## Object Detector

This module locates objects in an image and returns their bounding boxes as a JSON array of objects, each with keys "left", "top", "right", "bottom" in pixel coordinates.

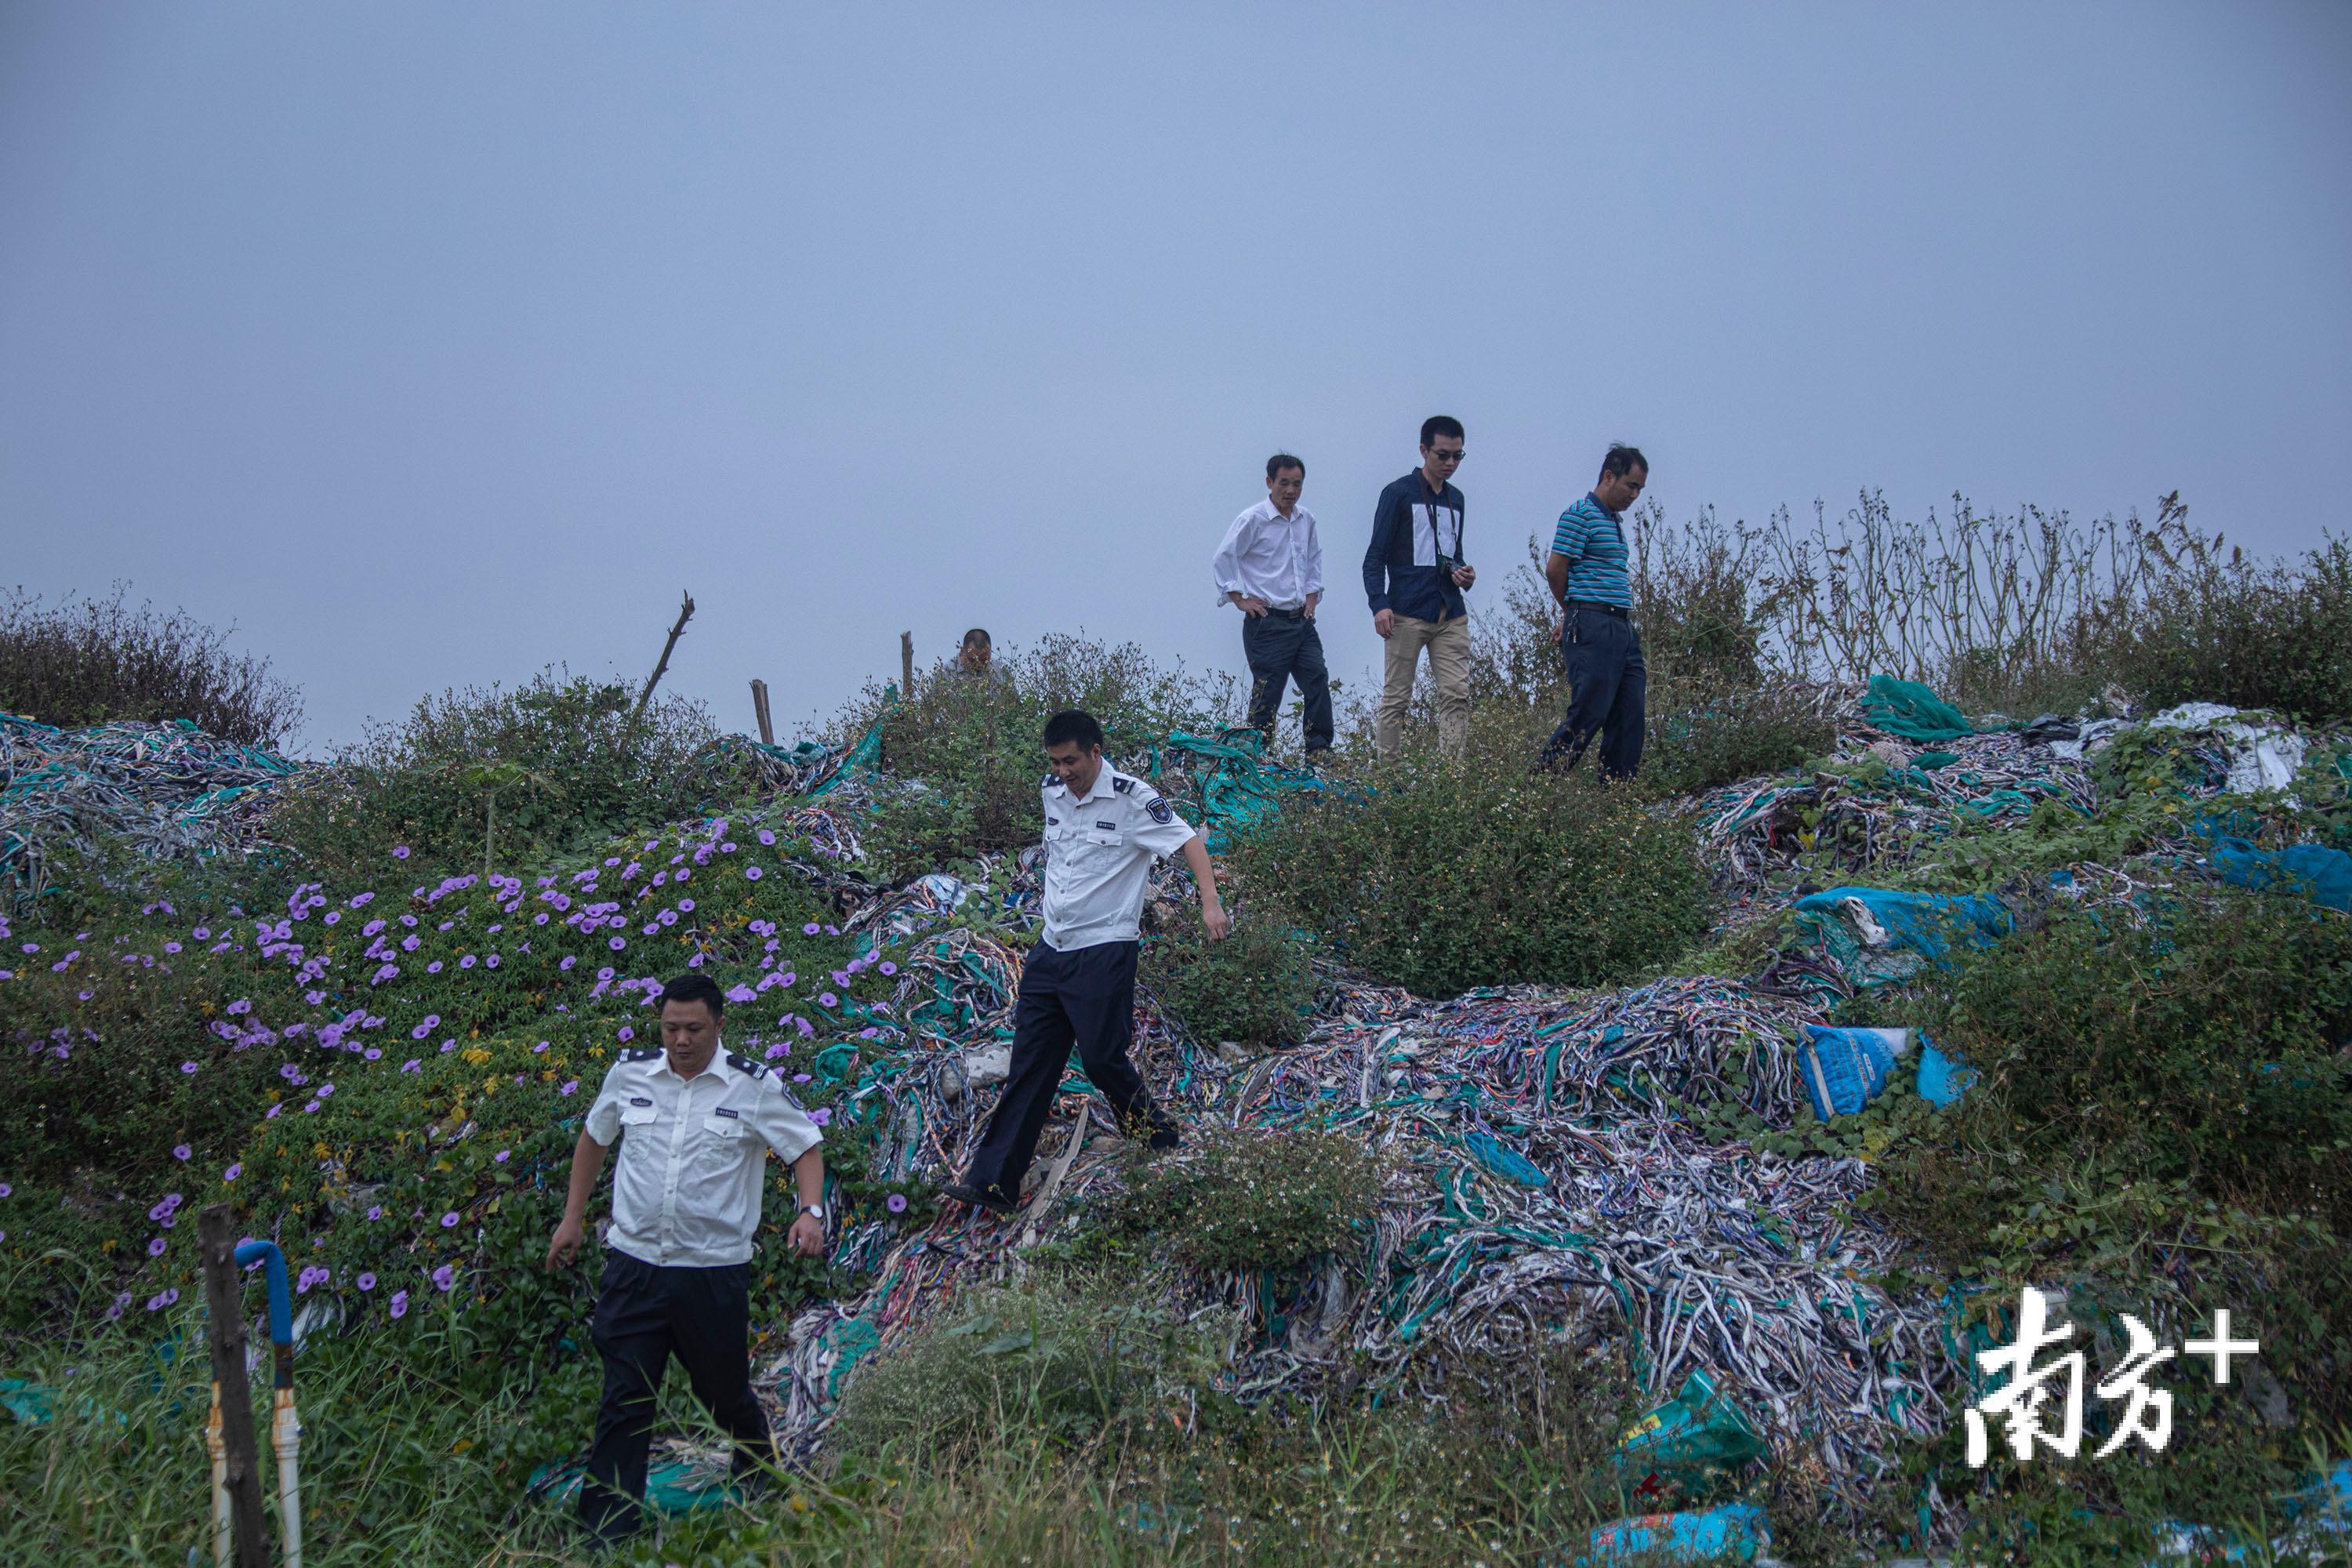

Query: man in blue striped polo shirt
[{"left": 1536, "top": 445, "right": 1649, "bottom": 777}]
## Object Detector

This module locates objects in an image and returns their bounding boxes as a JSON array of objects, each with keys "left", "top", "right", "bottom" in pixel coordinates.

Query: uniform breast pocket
[
  {"left": 698, "top": 1115, "right": 748, "bottom": 1169},
  {"left": 619, "top": 1106, "right": 658, "bottom": 1130}
]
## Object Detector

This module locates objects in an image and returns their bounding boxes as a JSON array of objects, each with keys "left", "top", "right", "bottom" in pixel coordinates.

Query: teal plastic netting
[{"left": 1859, "top": 676, "right": 1974, "bottom": 743}]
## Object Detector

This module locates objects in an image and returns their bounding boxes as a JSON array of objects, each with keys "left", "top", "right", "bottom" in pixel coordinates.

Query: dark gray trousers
[
  {"left": 1241, "top": 611, "right": 1334, "bottom": 753},
  {"left": 1537, "top": 606, "right": 1647, "bottom": 779}
]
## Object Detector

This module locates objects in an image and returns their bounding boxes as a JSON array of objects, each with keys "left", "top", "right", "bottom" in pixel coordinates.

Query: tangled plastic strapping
[
  {"left": 2, "top": 711, "right": 300, "bottom": 908},
  {"left": 757, "top": 842, "right": 1962, "bottom": 1514}
]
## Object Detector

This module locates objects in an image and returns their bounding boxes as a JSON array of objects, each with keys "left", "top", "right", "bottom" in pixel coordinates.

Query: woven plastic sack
[
  {"left": 1798, "top": 1025, "right": 1912, "bottom": 1119},
  {"left": 1579, "top": 1503, "right": 1768, "bottom": 1564}
]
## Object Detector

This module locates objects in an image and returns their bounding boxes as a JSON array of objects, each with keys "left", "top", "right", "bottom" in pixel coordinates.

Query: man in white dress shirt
[
  {"left": 942, "top": 709, "right": 1229, "bottom": 1215},
  {"left": 545, "top": 972, "right": 827, "bottom": 1544},
  {"left": 1210, "top": 453, "right": 1332, "bottom": 756}
]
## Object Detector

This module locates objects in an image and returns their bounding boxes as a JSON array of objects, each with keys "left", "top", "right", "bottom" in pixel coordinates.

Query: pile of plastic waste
[{"left": 1, "top": 711, "right": 301, "bottom": 909}]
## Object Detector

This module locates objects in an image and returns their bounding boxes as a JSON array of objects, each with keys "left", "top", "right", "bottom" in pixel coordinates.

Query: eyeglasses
[{"left": 1425, "top": 448, "right": 1465, "bottom": 463}]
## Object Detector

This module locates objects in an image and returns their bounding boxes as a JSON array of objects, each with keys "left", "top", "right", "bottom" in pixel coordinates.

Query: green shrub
[
  {"left": 2079, "top": 529, "right": 2352, "bottom": 723},
  {"left": 1891, "top": 893, "right": 2352, "bottom": 1204},
  {"left": 267, "top": 670, "right": 735, "bottom": 882},
  {"left": 1139, "top": 907, "right": 1315, "bottom": 1051},
  {"left": 829, "top": 1273, "right": 1231, "bottom": 1460},
  {"left": 1640, "top": 672, "right": 1836, "bottom": 797},
  {"left": 0, "top": 811, "right": 929, "bottom": 1338},
  {"left": 839, "top": 634, "right": 1234, "bottom": 879},
  {"left": 1230, "top": 752, "right": 1705, "bottom": 995},
  {"left": 0, "top": 585, "right": 303, "bottom": 746},
  {"left": 1860, "top": 891, "right": 2352, "bottom": 1461},
  {"left": 1105, "top": 1127, "right": 1385, "bottom": 1274}
]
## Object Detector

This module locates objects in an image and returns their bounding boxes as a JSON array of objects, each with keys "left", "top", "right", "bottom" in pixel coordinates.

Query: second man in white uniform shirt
[{"left": 943, "top": 708, "right": 1229, "bottom": 1214}]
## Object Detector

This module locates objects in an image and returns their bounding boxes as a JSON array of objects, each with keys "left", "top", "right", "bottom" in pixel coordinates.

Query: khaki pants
[{"left": 1376, "top": 613, "right": 1471, "bottom": 763}]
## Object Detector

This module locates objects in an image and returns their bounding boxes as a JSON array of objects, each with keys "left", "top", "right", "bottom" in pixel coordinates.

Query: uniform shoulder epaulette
[
  {"left": 724, "top": 1051, "right": 770, "bottom": 1079},
  {"left": 1112, "top": 774, "right": 1136, "bottom": 794},
  {"left": 1042, "top": 771, "right": 1063, "bottom": 790},
  {"left": 619, "top": 1046, "right": 662, "bottom": 1062}
]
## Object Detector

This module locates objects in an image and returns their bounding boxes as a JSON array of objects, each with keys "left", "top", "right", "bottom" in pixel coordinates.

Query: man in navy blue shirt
[{"left": 1363, "top": 416, "right": 1475, "bottom": 763}]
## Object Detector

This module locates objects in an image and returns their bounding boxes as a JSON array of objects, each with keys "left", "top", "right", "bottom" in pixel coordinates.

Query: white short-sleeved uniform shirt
[
  {"left": 583, "top": 1044, "right": 823, "bottom": 1267},
  {"left": 1040, "top": 764, "right": 1197, "bottom": 950}
]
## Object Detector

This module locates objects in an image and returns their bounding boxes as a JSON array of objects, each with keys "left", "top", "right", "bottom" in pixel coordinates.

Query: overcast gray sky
[{"left": 4, "top": 3, "right": 2347, "bottom": 753}]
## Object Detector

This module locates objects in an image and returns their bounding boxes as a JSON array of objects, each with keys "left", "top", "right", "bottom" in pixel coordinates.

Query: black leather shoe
[{"left": 939, "top": 1181, "right": 1015, "bottom": 1215}]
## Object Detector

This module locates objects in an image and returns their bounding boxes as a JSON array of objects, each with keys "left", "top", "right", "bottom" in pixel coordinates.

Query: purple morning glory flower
[
  {"left": 431, "top": 1264, "right": 456, "bottom": 1292},
  {"left": 172, "top": 1144, "right": 191, "bottom": 1161},
  {"left": 818, "top": 993, "right": 838, "bottom": 1008},
  {"left": 393, "top": 846, "right": 411, "bottom": 859},
  {"left": 357, "top": 1272, "right": 376, "bottom": 1291},
  {"left": 804, "top": 923, "right": 821, "bottom": 935},
  {"left": 758, "top": 829, "right": 776, "bottom": 846},
  {"left": 879, "top": 961, "right": 897, "bottom": 976},
  {"left": 389, "top": 1290, "right": 408, "bottom": 1319},
  {"left": 886, "top": 1192, "right": 909, "bottom": 1214},
  {"left": 742, "top": 866, "right": 760, "bottom": 881},
  {"left": 440, "top": 1211, "right": 459, "bottom": 1228},
  {"left": 180, "top": 1061, "right": 198, "bottom": 1075},
  {"left": 616, "top": 1025, "right": 634, "bottom": 1043},
  {"left": 609, "top": 937, "right": 626, "bottom": 951},
  {"left": 147, "top": 1236, "right": 168, "bottom": 1257},
  {"left": 223, "top": 1163, "right": 241, "bottom": 1181},
  {"left": 560, "top": 955, "right": 577, "bottom": 971},
  {"left": 560, "top": 1080, "right": 579, "bottom": 1095}
]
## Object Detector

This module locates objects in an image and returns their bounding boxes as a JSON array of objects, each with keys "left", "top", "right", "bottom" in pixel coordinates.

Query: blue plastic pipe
[{"left": 232, "top": 1240, "right": 293, "bottom": 1388}]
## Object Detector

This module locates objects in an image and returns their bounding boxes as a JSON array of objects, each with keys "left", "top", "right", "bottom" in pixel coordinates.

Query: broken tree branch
[{"left": 633, "top": 590, "right": 695, "bottom": 721}]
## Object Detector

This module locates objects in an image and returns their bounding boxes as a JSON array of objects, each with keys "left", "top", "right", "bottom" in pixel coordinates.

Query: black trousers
[
  {"left": 1538, "top": 606, "right": 1647, "bottom": 778},
  {"left": 578, "top": 1252, "right": 770, "bottom": 1543},
  {"left": 1242, "top": 611, "right": 1334, "bottom": 753},
  {"left": 964, "top": 940, "right": 1174, "bottom": 1201}
]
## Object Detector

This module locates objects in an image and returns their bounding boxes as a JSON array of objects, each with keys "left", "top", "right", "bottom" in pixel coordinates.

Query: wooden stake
[
  {"left": 750, "top": 679, "right": 775, "bottom": 746},
  {"left": 633, "top": 591, "right": 696, "bottom": 720},
  {"left": 199, "top": 1204, "right": 271, "bottom": 1568},
  {"left": 899, "top": 630, "right": 914, "bottom": 697}
]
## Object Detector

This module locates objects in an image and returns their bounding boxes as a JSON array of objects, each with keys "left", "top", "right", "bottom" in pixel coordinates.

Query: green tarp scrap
[
  {"left": 529, "top": 1447, "right": 745, "bottom": 1515},
  {"left": 1859, "top": 676, "right": 1974, "bottom": 743},
  {"left": 1149, "top": 729, "right": 1341, "bottom": 851},
  {"left": 807, "top": 686, "right": 897, "bottom": 798},
  {"left": 1612, "top": 1368, "right": 1768, "bottom": 1499}
]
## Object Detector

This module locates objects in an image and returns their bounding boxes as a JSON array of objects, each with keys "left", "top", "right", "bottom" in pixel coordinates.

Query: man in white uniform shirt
[
  {"left": 943, "top": 710, "right": 1230, "bottom": 1214},
  {"left": 545, "top": 972, "right": 827, "bottom": 1544},
  {"left": 1210, "top": 453, "right": 1332, "bottom": 755}
]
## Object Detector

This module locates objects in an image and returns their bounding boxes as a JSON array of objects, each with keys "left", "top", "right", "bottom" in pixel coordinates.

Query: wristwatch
[{"left": 800, "top": 1203, "right": 826, "bottom": 1223}]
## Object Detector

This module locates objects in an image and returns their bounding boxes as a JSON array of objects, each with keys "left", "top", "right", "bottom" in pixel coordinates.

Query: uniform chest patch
[
  {"left": 1095, "top": 819, "right": 1117, "bottom": 831},
  {"left": 713, "top": 1105, "right": 740, "bottom": 1120},
  {"left": 1145, "top": 797, "right": 1174, "bottom": 824},
  {"left": 629, "top": 1097, "right": 653, "bottom": 1107}
]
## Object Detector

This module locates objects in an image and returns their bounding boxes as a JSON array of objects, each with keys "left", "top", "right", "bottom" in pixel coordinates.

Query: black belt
[
  {"left": 1566, "top": 599, "right": 1629, "bottom": 619},
  {"left": 1262, "top": 605, "right": 1306, "bottom": 619}
]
